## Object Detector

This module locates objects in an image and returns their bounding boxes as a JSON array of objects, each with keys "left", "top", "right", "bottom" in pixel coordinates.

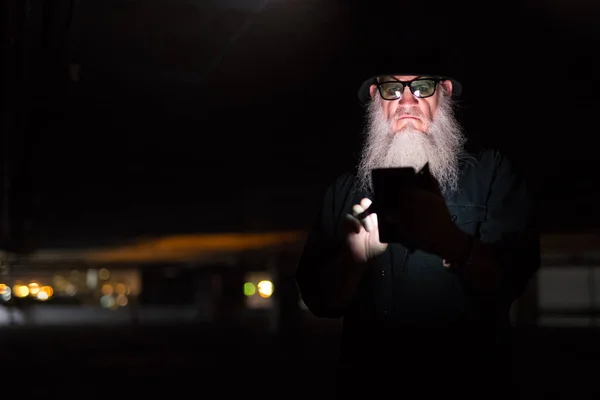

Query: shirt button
[
  {"left": 451, "top": 214, "right": 458, "bottom": 222},
  {"left": 380, "top": 269, "right": 386, "bottom": 276}
]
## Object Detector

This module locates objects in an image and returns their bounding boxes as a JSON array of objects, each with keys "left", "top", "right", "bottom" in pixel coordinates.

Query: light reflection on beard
[{"left": 356, "top": 90, "right": 466, "bottom": 196}]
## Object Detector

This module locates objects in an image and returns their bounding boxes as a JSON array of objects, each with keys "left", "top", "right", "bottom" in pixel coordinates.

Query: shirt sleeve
[
  {"left": 479, "top": 152, "right": 541, "bottom": 304},
  {"left": 294, "top": 173, "right": 356, "bottom": 318}
]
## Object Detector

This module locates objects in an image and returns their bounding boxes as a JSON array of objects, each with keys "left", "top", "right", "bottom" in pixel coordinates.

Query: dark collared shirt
[{"left": 295, "top": 148, "right": 540, "bottom": 366}]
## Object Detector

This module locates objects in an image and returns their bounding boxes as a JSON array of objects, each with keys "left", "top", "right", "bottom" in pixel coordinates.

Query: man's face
[
  {"left": 356, "top": 75, "right": 466, "bottom": 195},
  {"left": 368, "top": 75, "right": 454, "bottom": 134}
]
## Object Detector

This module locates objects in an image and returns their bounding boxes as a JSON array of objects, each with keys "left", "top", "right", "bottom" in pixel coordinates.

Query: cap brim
[{"left": 357, "top": 75, "right": 463, "bottom": 105}]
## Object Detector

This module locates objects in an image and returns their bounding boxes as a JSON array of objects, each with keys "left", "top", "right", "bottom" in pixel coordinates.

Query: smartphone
[{"left": 369, "top": 163, "right": 437, "bottom": 243}]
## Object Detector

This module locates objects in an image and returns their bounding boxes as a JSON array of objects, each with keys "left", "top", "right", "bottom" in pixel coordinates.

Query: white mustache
[{"left": 393, "top": 108, "right": 428, "bottom": 120}]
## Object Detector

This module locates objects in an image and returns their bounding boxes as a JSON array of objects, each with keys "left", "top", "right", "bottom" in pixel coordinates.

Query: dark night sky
[{"left": 6, "top": 0, "right": 600, "bottom": 250}]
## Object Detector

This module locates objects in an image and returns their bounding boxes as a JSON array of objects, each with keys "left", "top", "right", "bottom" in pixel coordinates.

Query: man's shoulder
[
  {"left": 326, "top": 171, "right": 359, "bottom": 193},
  {"left": 462, "top": 146, "right": 502, "bottom": 164},
  {"left": 319, "top": 171, "right": 366, "bottom": 211},
  {"left": 460, "top": 146, "right": 536, "bottom": 194},
  {"left": 460, "top": 147, "right": 521, "bottom": 176}
]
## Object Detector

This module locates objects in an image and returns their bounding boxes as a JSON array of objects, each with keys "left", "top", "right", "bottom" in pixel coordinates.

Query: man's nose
[{"left": 397, "top": 86, "right": 419, "bottom": 105}]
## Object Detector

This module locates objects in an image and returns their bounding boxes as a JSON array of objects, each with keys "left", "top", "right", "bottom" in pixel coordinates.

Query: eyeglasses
[{"left": 376, "top": 78, "right": 442, "bottom": 100}]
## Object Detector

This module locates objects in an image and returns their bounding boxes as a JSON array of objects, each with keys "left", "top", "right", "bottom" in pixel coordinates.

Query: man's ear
[
  {"left": 441, "top": 80, "right": 453, "bottom": 96},
  {"left": 369, "top": 84, "right": 379, "bottom": 99}
]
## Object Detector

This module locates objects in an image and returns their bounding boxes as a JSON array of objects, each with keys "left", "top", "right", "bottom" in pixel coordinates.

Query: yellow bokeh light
[
  {"left": 28, "top": 282, "right": 40, "bottom": 295},
  {"left": 101, "top": 284, "right": 113, "bottom": 295},
  {"left": 40, "top": 286, "right": 54, "bottom": 298},
  {"left": 116, "top": 294, "right": 128, "bottom": 306},
  {"left": 98, "top": 268, "right": 110, "bottom": 280},
  {"left": 115, "top": 283, "right": 127, "bottom": 295},
  {"left": 13, "top": 284, "right": 29, "bottom": 298},
  {"left": 257, "top": 280, "right": 274, "bottom": 298}
]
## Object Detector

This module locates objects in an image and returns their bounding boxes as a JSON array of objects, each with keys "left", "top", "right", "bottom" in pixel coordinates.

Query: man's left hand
[{"left": 381, "top": 170, "right": 469, "bottom": 260}]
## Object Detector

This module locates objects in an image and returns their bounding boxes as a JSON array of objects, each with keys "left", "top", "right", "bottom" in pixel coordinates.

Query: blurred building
[
  {"left": 1, "top": 230, "right": 599, "bottom": 331},
  {"left": 0, "top": 230, "right": 304, "bottom": 331}
]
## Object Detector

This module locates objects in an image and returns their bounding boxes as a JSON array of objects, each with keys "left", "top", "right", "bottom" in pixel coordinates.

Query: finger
[
  {"left": 352, "top": 204, "right": 365, "bottom": 218},
  {"left": 363, "top": 213, "right": 374, "bottom": 233},
  {"left": 370, "top": 214, "right": 383, "bottom": 243},
  {"left": 372, "top": 213, "right": 380, "bottom": 228},
  {"left": 356, "top": 198, "right": 374, "bottom": 220},
  {"left": 344, "top": 213, "right": 363, "bottom": 234},
  {"left": 360, "top": 198, "right": 372, "bottom": 210},
  {"left": 364, "top": 211, "right": 381, "bottom": 233}
]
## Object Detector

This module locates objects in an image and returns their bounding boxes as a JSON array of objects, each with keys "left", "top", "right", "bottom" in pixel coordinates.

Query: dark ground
[{"left": 2, "top": 321, "right": 600, "bottom": 399}]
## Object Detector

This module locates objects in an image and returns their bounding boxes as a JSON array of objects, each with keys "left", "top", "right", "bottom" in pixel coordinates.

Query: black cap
[{"left": 353, "top": 31, "right": 465, "bottom": 105}]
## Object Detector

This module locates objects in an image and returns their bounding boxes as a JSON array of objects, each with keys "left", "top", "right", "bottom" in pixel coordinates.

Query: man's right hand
[{"left": 343, "top": 198, "right": 388, "bottom": 264}]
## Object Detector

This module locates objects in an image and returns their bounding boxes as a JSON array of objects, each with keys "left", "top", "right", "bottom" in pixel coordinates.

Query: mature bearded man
[
  {"left": 356, "top": 75, "right": 465, "bottom": 196},
  {"left": 294, "top": 70, "right": 540, "bottom": 397}
]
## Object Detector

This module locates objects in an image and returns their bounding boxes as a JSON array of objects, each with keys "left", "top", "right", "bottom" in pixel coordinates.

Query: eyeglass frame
[{"left": 375, "top": 77, "right": 446, "bottom": 100}]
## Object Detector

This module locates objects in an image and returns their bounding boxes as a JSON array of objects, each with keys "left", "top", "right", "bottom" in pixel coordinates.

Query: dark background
[
  {"left": 4, "top": 0, "right": 599, "bottom": 249},
  {"left": 2, "top": 0, "right": 600, "bottom": 396}
]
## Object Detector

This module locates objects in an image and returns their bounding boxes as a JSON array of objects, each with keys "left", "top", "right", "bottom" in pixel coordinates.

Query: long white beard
[{"left": 356, "top": 91, "right": 466, "bottom": 195}]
